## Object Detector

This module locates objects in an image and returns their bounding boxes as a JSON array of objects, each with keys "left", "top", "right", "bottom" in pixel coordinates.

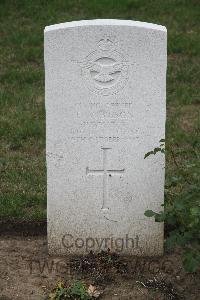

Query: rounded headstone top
[{"left": 44, "top": 19, "right": 167, "bottom": 33}]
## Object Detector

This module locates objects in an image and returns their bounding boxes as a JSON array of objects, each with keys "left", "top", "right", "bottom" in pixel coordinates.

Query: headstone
[{"left": 45, "top": 19, "right": 167, "bottom": 255}]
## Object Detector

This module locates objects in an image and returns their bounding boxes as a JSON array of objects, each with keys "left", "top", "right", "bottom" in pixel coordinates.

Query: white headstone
[{"left": 45, "top": 19, "right": 167, "bottom": 255}]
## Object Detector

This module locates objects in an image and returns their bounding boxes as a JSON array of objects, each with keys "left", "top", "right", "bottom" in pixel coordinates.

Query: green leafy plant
[
  {"left": 47, "top": 281, "right": 92, "bottom": 300},
  {"left": 144, "top": 139, "right": 165, "bottom": 159},
  {"left": 144, "top": 139, "right": 200, "bottom": 272}
]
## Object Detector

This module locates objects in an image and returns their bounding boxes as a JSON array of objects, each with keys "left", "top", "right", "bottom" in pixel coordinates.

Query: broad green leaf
[
  {"left": 183, "top": 252, "right": 200, "bottom": 272},
  {"left": 144, "top": 210, "right": 155, "bottom": 217}
]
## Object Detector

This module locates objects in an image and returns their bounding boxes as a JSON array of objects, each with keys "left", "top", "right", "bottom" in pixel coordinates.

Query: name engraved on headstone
[{"left": 68, "top": 100, "right": 134, "bottom": 142}]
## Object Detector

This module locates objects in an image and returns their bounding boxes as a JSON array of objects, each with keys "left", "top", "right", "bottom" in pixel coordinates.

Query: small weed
[{"left": 46, "top": 281, "right": 101, "bottom": 300}]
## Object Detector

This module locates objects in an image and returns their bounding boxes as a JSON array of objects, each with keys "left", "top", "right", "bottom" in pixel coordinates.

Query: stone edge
[{"left": 44, "top": 19, "right": 167, "bottom": 33}]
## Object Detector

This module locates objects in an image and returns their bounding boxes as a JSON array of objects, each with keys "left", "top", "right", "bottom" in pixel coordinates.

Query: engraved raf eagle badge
[{"left": 80, "top": 37, "right": 129, "bottom": 96}]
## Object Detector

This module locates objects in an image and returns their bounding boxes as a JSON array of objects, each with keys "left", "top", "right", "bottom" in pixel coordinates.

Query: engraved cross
[{"left": 86, "top": 148, "right": 125, "bottom": 211}]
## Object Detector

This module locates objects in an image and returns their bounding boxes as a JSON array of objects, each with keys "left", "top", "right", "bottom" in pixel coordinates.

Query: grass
[{"left": 0, "top": 0, "right": 199, "bottom": 221}]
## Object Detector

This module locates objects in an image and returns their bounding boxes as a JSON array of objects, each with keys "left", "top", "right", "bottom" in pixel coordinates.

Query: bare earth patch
[{"left": 0, "top": 236, "right": 199, "bottom": 300}]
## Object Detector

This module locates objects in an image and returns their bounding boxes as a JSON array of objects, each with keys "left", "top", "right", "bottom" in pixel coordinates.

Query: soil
[
  {"left": 0, "top": 220, "right": 47, "bottom": 236},
  {"left": 0, "top": 235, "right": 199, "bottom": 300}
]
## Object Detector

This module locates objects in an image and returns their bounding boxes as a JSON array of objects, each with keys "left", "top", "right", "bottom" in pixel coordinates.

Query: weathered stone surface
[{"left": 45, "top": 19, "right": 167, "bottom": 255}]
